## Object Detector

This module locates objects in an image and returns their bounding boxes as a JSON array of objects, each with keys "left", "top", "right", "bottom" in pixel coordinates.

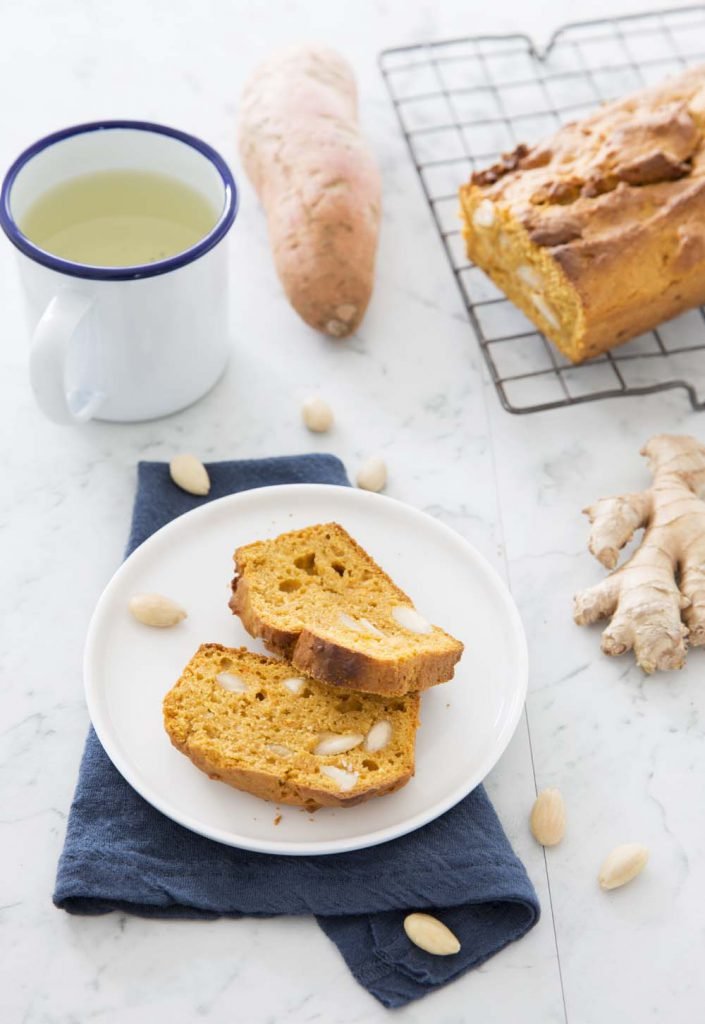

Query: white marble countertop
[{"left": 3, "top": 0, "right": 705, "bottom": 1020}]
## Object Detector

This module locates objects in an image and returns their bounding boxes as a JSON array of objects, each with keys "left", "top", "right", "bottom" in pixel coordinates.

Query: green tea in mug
[{"left": 19, "top": 169, "right": 219, "bottom": 267}]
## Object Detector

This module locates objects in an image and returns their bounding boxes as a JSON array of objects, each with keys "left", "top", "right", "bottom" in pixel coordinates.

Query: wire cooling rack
[{"left": 380, "top": 6, "right": 705, "bottom": 414}]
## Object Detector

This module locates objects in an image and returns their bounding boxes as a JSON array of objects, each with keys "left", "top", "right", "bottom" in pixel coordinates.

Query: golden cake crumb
[{"left": 163, "top": 643, "right": 420, "bottom": 809}]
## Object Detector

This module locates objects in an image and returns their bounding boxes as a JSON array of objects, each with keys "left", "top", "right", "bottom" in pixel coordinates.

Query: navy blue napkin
[{"left": 54, "top": 454, "right": 539, "bottom": 1008}]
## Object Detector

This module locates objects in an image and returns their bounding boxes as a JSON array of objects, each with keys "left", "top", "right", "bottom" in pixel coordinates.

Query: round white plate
[{"left": 84, "top": 484, "right": 527, "bottom": 856}]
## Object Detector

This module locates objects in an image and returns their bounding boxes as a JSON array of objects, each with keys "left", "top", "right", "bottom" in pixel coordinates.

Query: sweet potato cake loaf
[
  {"left": 460, "top": 65, "right": 705, "bottom": 362},
  {"left": 163, "top": 644, "right": 420, "bottom": 809},
  {"left": 229, "top": 522, "right": 464, "bottom": 696}
]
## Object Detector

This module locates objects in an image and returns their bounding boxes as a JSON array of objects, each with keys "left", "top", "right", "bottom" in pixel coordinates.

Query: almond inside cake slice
[
  {"left": 228, "top": 522, "right": 464, "bottom": 696},
  {"left": 163, "top": 643, "right": 420, "bottom": 810}
]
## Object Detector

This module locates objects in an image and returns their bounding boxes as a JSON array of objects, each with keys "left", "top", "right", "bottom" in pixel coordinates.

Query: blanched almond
[
  {"left": 530, "top": 788, "right": 565, "bottom": 847},
  {"left": 472, "top": 199, "right": 495, "bottom": 228},
  {"left": 392, "top": 605, "right": 432, "bottom": 635},
  {"left": 314, "top": 733, "right": 364, "bottom": 756},
  {"left": 169, "top": 453, "right": 210, "bottom": 496},
  {"left": 517, "top": 264, "right": 543, "bottom": 288},
  {"left": 339, "top": 612, "right": 383, "bottom": 637},
  {"left": 216, "top": 672, "right": 248, "bottom": 693},
  {"left": 598, "top": 843, "right": 649, "bottom": 890},
  {"left": 302, "top": 396, "right": 334, "bottom": 433},
  {"left": 128, "top": 593, "right": 186, "bottom": 628},
  {"left": 359, "top": 617, "right": 384, "bottom": 637},
  {"left": 364, "top": 720, "right": 392, "bottom": 752},
  {"left": 530, "top": 292, "right": 560, "bottom": 330},
  {"left": 356, "top": 456, "right": 387, "bottom": 493},
  {"left": 320, "top": 765, "right": 359, "bottom": 791},
  {"left": 282, "top": 677, "right": 304, "bottom": 694},
  {"left": 404, "top": 913, "right": 461, "bottom": 956},
  {"left": 267, "top": 743, "right": 293, "bottom": 757}
]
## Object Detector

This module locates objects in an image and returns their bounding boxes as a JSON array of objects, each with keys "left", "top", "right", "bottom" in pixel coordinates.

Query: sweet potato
[{"left": 238, "top": 45, "right": 382, "bottom": 337}]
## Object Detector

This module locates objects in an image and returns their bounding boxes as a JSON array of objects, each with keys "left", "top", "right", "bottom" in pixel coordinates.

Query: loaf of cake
[
  {"left": 163, "top": 644, "right": 420, "bottom": 809},
  {"left": 229, "top": 522, "right": 464, "bottom": 696},
  {"left": 460, "top": 65, "right": 705, "bottom": 362}
]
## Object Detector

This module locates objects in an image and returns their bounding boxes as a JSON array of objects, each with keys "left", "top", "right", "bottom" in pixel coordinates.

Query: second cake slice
[
  {"left": 229, "top": 522, "right": 464, "bottom": 696},
  {"left": 163, "top": 644, "right": 419, "bottom": 810}
]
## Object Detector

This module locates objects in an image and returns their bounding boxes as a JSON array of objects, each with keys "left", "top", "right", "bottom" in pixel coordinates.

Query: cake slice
[
  {"left": 228, "top": 522, "right": 464, "bottom": 696},
  {"left": 163, "top": 644, "right": 420, "bottom": 810}
]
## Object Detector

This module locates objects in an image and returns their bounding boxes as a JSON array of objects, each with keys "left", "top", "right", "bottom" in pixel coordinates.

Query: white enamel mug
[{"left": 0, "top": 121, "right": 238, "bottom": 423}]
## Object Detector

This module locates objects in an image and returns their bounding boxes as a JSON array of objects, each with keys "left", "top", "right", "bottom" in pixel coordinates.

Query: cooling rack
[{"left": 380, "top": 5, "right": 705, "bottom": 414}]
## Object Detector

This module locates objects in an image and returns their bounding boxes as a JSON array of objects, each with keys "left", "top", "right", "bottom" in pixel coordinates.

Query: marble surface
[{"left": 2, "top": 0, "right": 705, "bottom": 1021}]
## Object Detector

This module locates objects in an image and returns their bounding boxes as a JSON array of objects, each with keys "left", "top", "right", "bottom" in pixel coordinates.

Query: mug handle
[{"left": 29, "top": 290, "right": 104, "bottom": 424}]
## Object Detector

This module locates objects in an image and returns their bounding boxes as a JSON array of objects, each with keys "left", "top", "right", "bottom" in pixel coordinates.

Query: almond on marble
[
  {"left": 598, "top": 843, "right": 649, "bottom": 890},
  {"left": 356, "top": 456, "right": 387, "bottom": 492},
  {"left": 530, "top": 788, "right": 566, "bottom": 847},
  {"left": 302, "top": 396, "right": 334, "bottom": 433}
]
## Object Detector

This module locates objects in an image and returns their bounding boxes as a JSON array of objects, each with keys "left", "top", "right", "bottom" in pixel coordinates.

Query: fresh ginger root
[{"left": 574, "top": 434, "right": 705, "bottom": 672}]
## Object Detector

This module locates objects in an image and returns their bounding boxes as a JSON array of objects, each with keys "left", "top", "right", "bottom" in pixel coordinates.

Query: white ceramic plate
[{"left": 84, "top": 484, "right": 527, "bottom": 856}]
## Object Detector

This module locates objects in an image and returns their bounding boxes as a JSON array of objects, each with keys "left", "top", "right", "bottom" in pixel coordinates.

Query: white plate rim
[{"left": 84, "top": 483, "right": 528, "bottom": 856}]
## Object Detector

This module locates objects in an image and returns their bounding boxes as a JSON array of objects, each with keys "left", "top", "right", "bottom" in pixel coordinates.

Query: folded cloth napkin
[{"left": 54, "top": 454, "right": 539, "bottom": 1008}]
